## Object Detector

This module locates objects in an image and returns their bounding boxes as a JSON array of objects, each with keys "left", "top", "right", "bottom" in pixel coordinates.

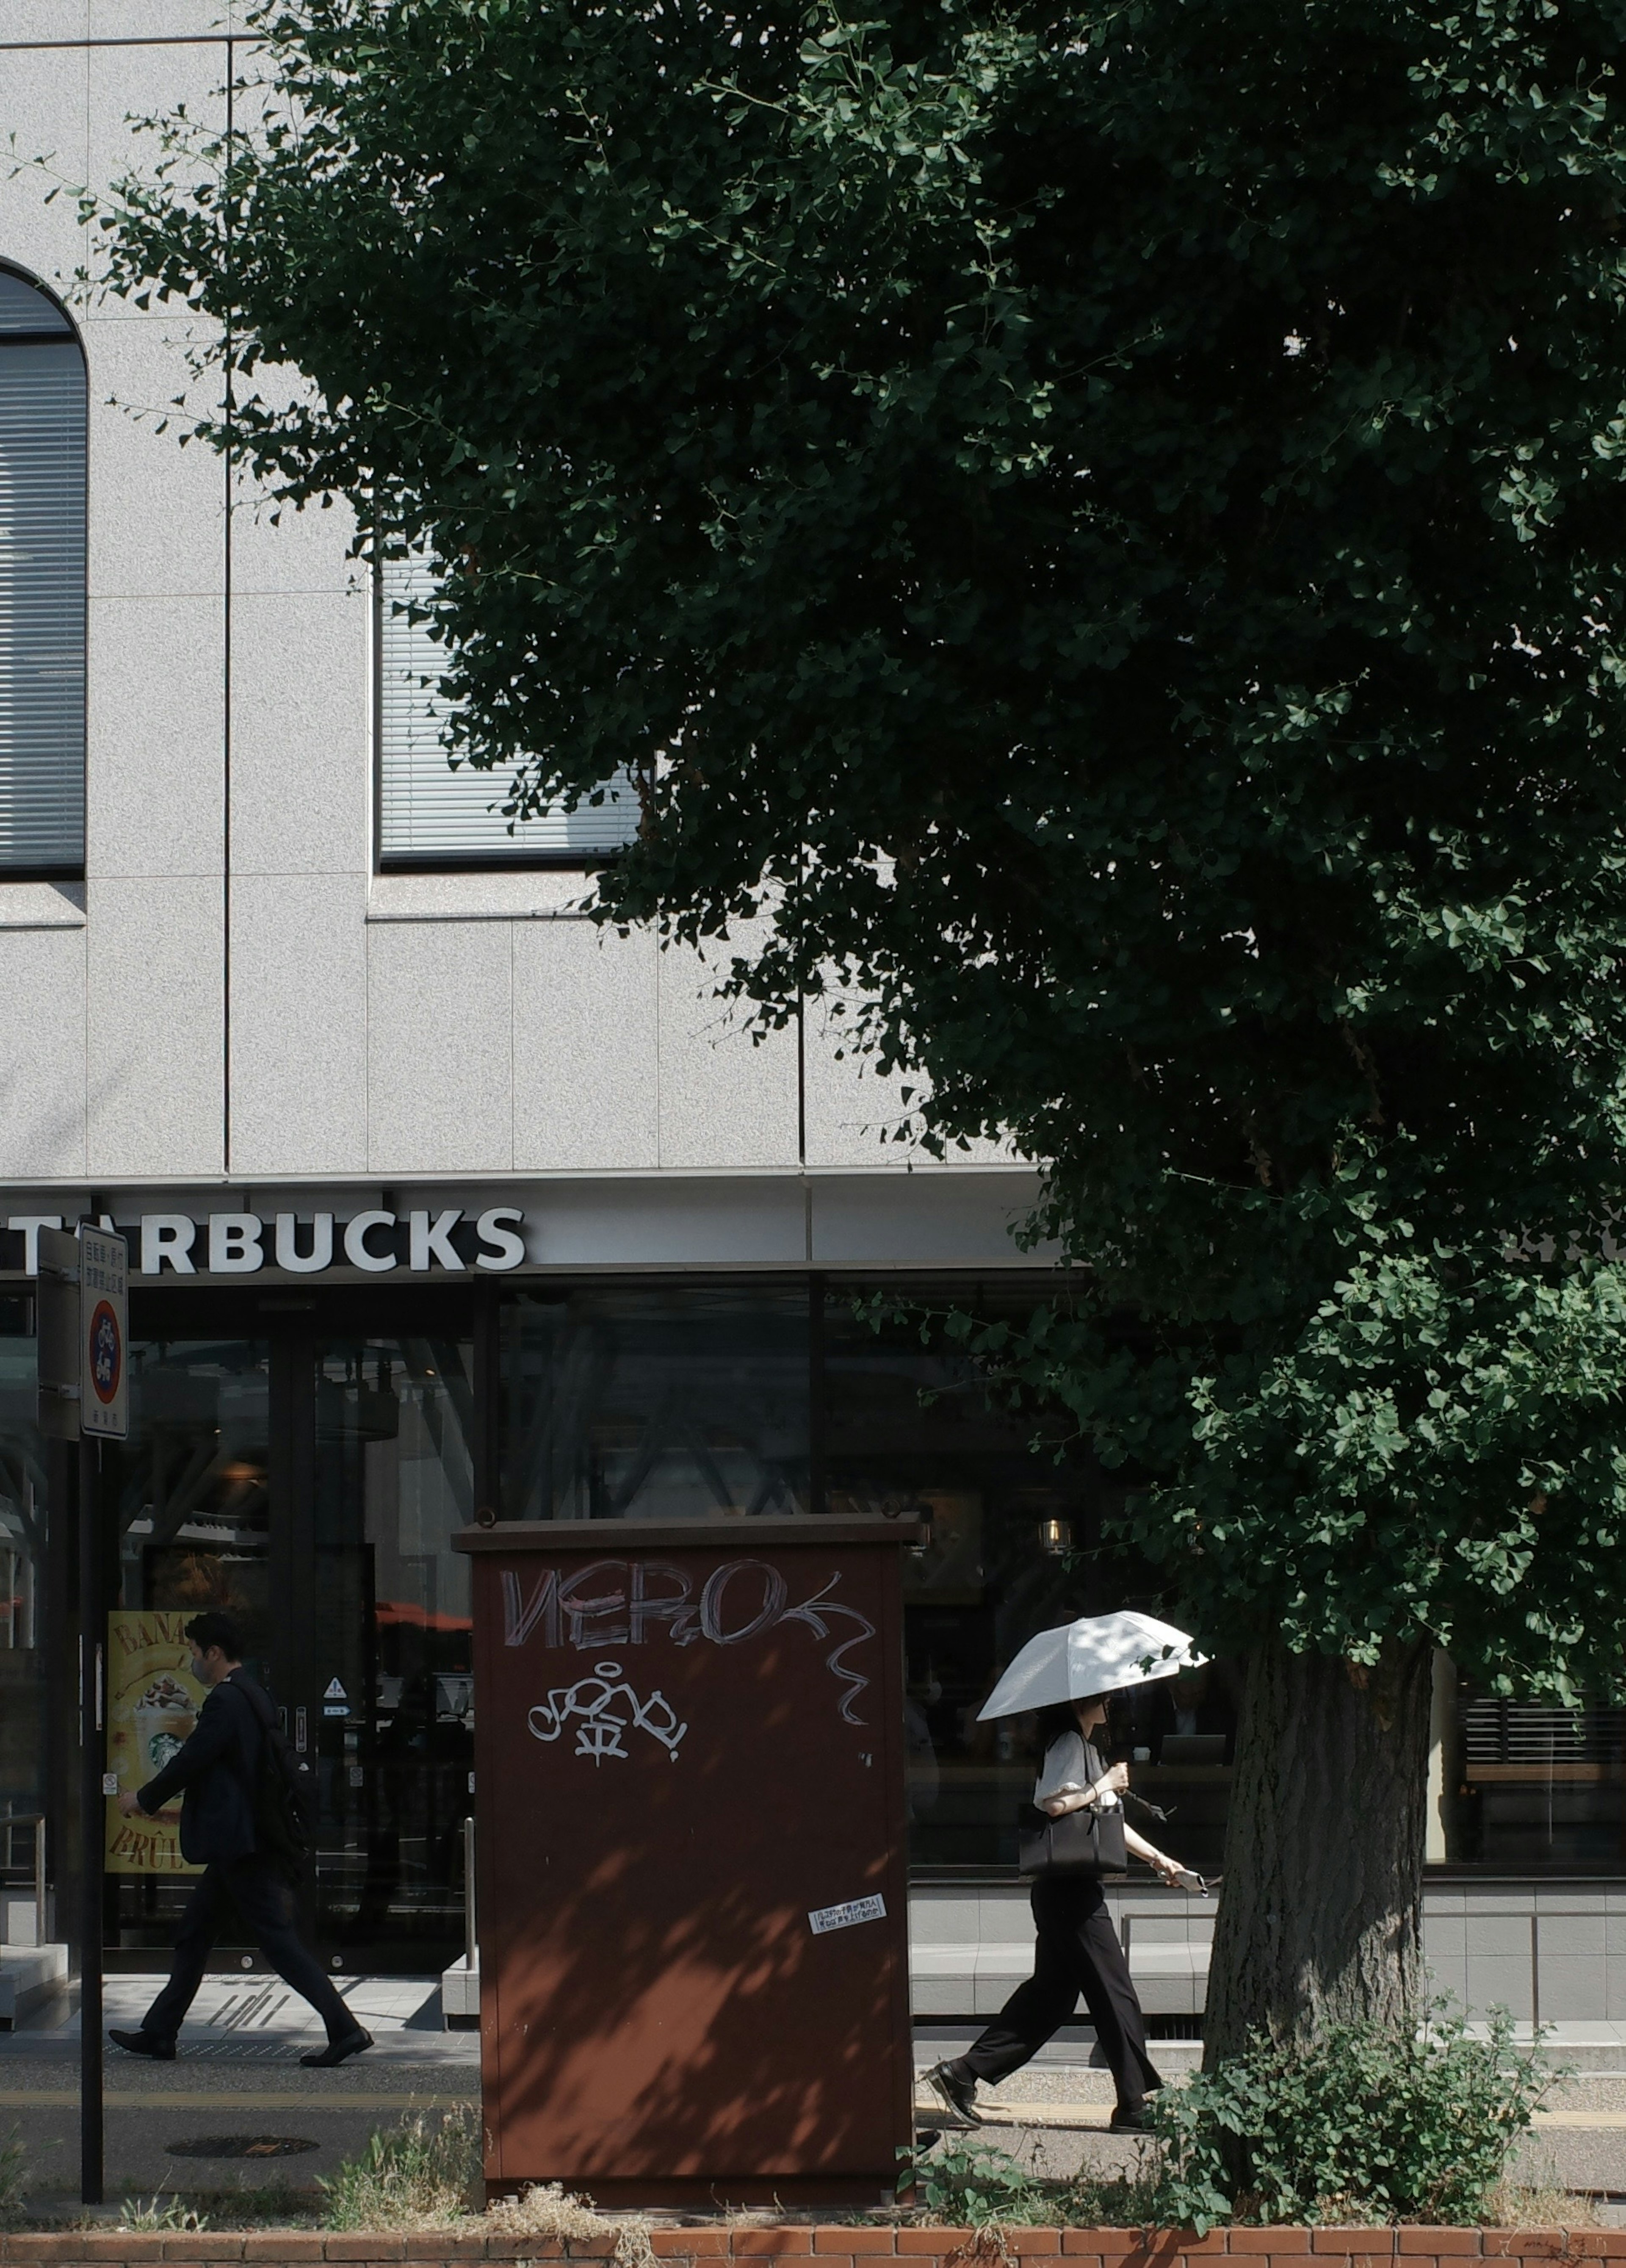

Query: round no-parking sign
[
  {"left": 78, "top": 1226, "right": 129, "bottom": 1440},
  {"left": 88, "top": 1299, "right": 122, "bottom": 1405}
]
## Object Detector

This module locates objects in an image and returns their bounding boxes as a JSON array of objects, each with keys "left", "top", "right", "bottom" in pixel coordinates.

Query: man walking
[{"left": 108, "top": 1611, "right": 372, "bottom": 2067}]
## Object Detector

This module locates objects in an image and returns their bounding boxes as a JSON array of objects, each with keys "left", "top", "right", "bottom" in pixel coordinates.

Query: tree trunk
[{"left": 1201, "top": 1634, "right": 1433, "bottom": 2065}]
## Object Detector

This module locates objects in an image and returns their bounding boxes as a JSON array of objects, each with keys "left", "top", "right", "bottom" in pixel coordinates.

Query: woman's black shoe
[
  {"left": 1109, "top": 2103, "right": 1153, "bottom": 2132},
  {"left": 923, "top": 2060, "right": 982, "bottom": 2124},
  {"left": 108, "top": 2028, "right": 175, "bottom": 2060}
]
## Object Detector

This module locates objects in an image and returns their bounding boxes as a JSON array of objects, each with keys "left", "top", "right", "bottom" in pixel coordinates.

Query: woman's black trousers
[{"left": 958, "top": 1875, "right": 1163, "bottom": 2111}]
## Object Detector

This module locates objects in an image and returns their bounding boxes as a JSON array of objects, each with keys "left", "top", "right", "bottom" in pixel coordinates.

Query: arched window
[{"left": 0, "top": 267, "right": 85, "bottom": 878}]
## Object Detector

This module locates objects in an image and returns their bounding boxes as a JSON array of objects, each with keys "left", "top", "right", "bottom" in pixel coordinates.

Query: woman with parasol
[{"left": 924, "top": 1612, "right": 1202, "bottom": 2134}]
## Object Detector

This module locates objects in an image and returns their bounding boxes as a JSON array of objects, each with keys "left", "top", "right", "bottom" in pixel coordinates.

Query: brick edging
[{"left": 0, "top": 2229, "right": 1615, "bottom": 2265}]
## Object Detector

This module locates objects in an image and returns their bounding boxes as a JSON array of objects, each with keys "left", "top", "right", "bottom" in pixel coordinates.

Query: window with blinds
[
  {"left": 376, "top": 554, "right": 640, "bottom": 867},
  {"left": 0, "top": 269, "right": 86, "bottom": 876}
]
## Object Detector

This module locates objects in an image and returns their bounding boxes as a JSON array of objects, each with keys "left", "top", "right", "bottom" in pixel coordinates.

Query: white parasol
[{"left": 976, "top": 1610, "right": 1203, "bottom": 1722}]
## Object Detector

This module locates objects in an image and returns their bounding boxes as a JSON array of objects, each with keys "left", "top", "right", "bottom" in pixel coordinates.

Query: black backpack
[{"left": 234, "top": 1678, "right": 314, "bottom": 1871}]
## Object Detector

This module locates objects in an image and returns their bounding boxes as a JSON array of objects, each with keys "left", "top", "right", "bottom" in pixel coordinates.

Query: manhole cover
[{"left": 166, "top": 2135, "right": 320, "bottom": 2160}]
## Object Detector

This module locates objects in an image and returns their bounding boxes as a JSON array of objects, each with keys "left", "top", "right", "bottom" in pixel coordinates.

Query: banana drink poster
[{"left": 105, "top": 1611, "right": 205, "bottom": 1875}]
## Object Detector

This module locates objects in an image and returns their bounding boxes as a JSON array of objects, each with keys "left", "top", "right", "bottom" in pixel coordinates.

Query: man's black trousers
[
  {"left": 957, "top": 1875, "right": 1163, "bottom": 2110},
  {"left": 141, "top": 1855, "right": 354, "bottom": 2045}
]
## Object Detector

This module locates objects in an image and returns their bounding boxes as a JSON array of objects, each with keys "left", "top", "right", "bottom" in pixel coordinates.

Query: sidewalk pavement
[
  {"left": 0, "top": 1974, "right": 484, "bottom": 2063},
  {"left": 0, "top": 1977, "right": 477, "bottom": 2203},
  {"left": 4, "top": 1990, "right": 1626, "bottom": 2210}
]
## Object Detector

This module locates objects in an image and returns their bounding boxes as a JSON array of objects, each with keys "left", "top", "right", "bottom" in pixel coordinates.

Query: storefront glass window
[
  {"left": 502, "top": 1285, "right": 811, "bottom": 1521},
  {"left": 1437, "top": 1673, "right": 1626, "bottom": 1868},
  {"left": 97, "top": 1330, "right": 478, "bottom": 1964},
  {"left": 312, "top": 1334, "right": 475, "bottom": 1961},
  {"left": 0, "top": 1299, "right": 47, "bottom": 1919},
  {"left": 106, "top": 1339, "right": 272, "bottom": 1952},
  {"left": 113, "top": 1341, "right": 272, "bottom": 1649},
  {"left": 822, "top": 1282, "right": 1243, "bottom": 1872},
  {"left": 0, "top": 1275, "right": 1618, "bottom": 1942}
]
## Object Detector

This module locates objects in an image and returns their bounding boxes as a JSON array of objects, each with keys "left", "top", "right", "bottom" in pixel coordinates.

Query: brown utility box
[{"left": 454, "top": 1518, "right": 919, "bottom": 2208}]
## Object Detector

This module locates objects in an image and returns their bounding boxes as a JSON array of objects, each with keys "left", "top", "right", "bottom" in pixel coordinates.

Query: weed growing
[
  {"left": 1485, "top": 2179, "right": 1599, "bottom": 2230},
  {"left": 1052, "top": 2165, "right": 1172, "bottom": 2227},
  {"left": 903, "top": 2006, "right": 1555, "bottom": 2234},
  {"left": 900, "top": 2135, "right": 1166, "bottom": 2235},
  {"left": 1150, "top": 2005, "right": 1553, "bottom": 2230},
  {"left": 484, "top": 2179, "right": 605, "bottom": 2243},
  {"left": 899, "top": 2137, "right": 1050, "bottom": 2229},
  {"left": 171, "top": 2181, "right": 316, "bottom": 2228},
  {"left": 319, "top": 2105, "right": 479, "bottom": 2231},
  {"left": 320, "top": 2105, "right": 658, "bottom": 2268},
  {"left": 488, "top": 2182, "right": 656, "bottom": 2268},
  {"left": 318, "top": 2106, "right": 652, "bottom": 2263},
  {"left": 119, "top": 2195, "right": 209, "bottom": 2233}
]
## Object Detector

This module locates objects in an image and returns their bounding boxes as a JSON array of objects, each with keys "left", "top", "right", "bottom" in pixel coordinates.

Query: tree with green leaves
[{"left": 86, "top": 0, "right": 1626, "bottom": 2055}]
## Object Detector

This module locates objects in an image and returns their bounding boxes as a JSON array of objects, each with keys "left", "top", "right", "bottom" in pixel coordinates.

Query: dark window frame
[{"left": 0, "top": 259, "right": 87, "bottom": 883}]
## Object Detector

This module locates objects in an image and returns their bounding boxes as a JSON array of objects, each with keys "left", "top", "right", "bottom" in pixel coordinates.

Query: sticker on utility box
[{"left": 808, "top": 1894, "right": 886, "bottom": 1936}]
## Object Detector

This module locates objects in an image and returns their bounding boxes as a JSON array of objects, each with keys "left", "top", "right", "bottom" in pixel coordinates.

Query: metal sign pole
[
  {"left": 77, "top": 1428, "right": 102, "bottom": 2207},
  {"left": 38, "top": 1223, "right": 127, "bottom": 2209},
  {"left": 75, "top": 1227, "right": 125, "bottom": 2208}
]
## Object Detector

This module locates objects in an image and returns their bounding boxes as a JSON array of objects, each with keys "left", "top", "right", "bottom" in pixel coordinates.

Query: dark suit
[
  {"left": 136, "top": 1669, "right": 354, "bottom": 2046},
  {"left": 139, "top": 1672, "right": 263, "bottom": 1864}
]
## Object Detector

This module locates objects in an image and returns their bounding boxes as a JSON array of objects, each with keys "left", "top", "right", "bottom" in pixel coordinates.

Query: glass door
[
  {"left": 106, "top": 1337, "right": 273, "bottom": 1955},
  {"left": 0, "top": 1296, "right": 50, "bottom": 1941},
  {"left": 300, "top": 1330, "right": 476, "bottom": 1969},
  {"left": 100, "top": 1303, "right": 478, "bottom": 1974}
]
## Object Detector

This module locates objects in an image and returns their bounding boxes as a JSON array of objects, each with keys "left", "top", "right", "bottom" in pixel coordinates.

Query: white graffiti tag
[
  {"left": 775, "top": 1574, "right": 879, "bottom": 1726},
  {"left": 503, "top": 1559, "right": 880, "bottom": 1723},
  {"left": 526, "top": 1660, "right": 688, "bottom": 1765}
]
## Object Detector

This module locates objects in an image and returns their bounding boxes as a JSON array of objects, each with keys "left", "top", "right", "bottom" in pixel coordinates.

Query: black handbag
[{"left": 1017, "top": 1796, "right": 1128, "bottom": 1878}]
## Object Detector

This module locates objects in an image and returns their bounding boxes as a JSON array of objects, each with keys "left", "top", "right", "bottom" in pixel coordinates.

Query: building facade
[{"left": 0, "top": 4, "right": 1620, "bottom": 2032}]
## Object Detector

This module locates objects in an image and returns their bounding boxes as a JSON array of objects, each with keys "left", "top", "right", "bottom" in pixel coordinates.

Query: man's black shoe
[
  {"left": 923, "top": 2060, "right": 982, "bottom": 2124},
  {"left": 108, "top": 2028, "right": 175, "bottom": 2061},
  {"left": 1109, "top": 2103, "right": 1154, "bottom": 2132},
  {"left": 301, "top": 2025, "right": 373, "bottom": 2068}
]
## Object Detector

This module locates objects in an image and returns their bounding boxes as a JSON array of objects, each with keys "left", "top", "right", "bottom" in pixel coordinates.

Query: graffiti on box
[
  {"left": 527, "top": 1659, "right": 688, "bottom": 1765},
  {"left": 503, "top": 1558, "right": 877, "bottom": 1726}
]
